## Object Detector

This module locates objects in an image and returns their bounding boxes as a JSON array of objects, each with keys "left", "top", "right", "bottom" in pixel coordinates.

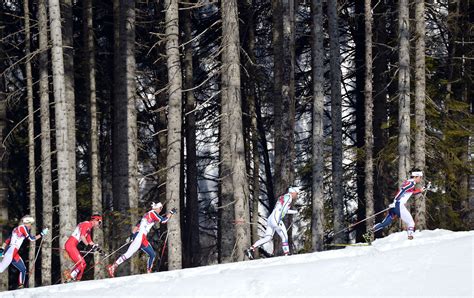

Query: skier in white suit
[{"left": 245, "top": 187, "right": 299, "bottom": 259}]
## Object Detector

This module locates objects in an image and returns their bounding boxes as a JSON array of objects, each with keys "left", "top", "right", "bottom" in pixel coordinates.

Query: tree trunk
[
  {"left": 372, "top": 0, "right": 389, "bottom": 236},
  {"left": 328, "top": 0, "right": 345, "bottom": 244},
  {"left": 243, "top": 0, "right": 261, "bottom": 251},
  {"left": 364, "top": 0, "right": 375, "bottom": 237},
  {"left": 61, "top": 0, "right": 77, "bottom": 215},
  {"left": 0, "top": 18, "right": 8, "bottom": 292},
  {"left": 272, "top": 0, "right": 283, "bottom": 199},
  {"left": 24, "top": 0, "right": 37, "bottom": 287},
  {"left": 113, "top": 0, "right": 138, "bottom": 275},
  {"left": 311, "top": 0, "right": 325, "bottom": 252},
  {"left": 38, "top": 0, "right": 53, "bottom": 285},
  {"left": 414, "top": 0, "right": 427, "bottom": 230},
  {"left": 83, "top": 0, "right": 104, "bottom": 279},
  {"left": 398, "top": 0, "right": 411, "bottom": 182},
  {"left": 48, "top": 0, "right": 74, "bottom": 278},
  {"left": 182, "top": 6, "right": 200, "bottom": 268},
  {"left": 164, "top": 0, "right": 183, "bottom": 270},
  {"left": 221, "top": 0, "right": 251, "bottom": 262},
  {"left": 353, "top": 0, "right": 366, "bottom": 243}
]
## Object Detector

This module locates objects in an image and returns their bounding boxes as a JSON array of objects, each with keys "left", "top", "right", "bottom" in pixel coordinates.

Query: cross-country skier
[
  {"left": 64, "top": 214, "right": 103, "bottom": 282},
  {"left": 372, "top": 169, "right": 428, "bottom": 240},
  {"left": 0, "top": 215, "right": 48, "bottom": 289},
  {"left": 245, "top": 187, "right": 299, "bottom": 259},
  {"left": 107, "top": 202, "right": 176, "bottom": 277}
]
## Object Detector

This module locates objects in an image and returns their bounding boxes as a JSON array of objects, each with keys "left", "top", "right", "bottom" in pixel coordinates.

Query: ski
[{"left": 326, "top": 243, "right": 371, "bottom": 247}]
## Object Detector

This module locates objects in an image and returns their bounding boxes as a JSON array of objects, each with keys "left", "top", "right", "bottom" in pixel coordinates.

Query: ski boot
[
  {"left": 362, "top": 231, "right": 373, "bottom": 245},
  {"left": 258, "top": 247, "right": 274, "bottom": 258},
  {"left": 408, "top": 235, "right": 414, "bottom": 240},
  {"left": 244, "top": 247, "right": 255, "bottom": 260},
  {"left": 107, "top": 264, "right": 116, "bottom": 278},
  {"left": 17, "top": 284, "right": 24, "bottom": 289}
]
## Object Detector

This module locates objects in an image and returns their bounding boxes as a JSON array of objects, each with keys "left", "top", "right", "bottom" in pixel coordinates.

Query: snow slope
[{"left": 1, "top": 229, "right": 472, "bottom": 297}]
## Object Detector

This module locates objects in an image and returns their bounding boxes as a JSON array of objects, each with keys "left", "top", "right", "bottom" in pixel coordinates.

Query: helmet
[
  {"left": 151, "top": 202, "right": 163, "bottom": 210},
  {"left": 21, "top": 215, "right": 35, "bottom": 224},
  {"left": 90, "top": 214, "right": 103, "bottom": 222}
]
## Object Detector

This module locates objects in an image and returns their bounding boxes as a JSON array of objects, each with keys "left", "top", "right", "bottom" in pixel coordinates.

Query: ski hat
[
  {"left": 151, "top": 202, "right": 163, "bottom": 210},
  {"left": 21, "top": 215, "right": 35, "bottom": 224},
  {"left": 411, "top": 171, "right": 423, "bottom": 177},
  {"left": 288, "top": 187, "right": 299, "bottom": 194},
  {"left": 90, "top": 214, "right": 103, "bottom": 223}
]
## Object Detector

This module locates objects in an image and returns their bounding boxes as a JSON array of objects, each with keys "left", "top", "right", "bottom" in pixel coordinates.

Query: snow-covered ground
[{"left": 1, "top": 229, "right": 472, "bottom": 297}]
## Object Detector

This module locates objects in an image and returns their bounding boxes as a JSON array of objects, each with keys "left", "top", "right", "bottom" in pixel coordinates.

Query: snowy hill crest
[{"left": 1, "top": 229, "right": 473, "bottom": 297}]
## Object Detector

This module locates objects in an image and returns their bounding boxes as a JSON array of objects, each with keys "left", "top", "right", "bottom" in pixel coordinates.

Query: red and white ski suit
[{"left": 64, "top": 221, "right": 95, "bottom": 280}]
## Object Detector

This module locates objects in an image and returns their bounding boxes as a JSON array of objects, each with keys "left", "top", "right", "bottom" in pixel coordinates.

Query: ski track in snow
[{"left": 0, "top": 229, "right": 472, "bottom": 297}]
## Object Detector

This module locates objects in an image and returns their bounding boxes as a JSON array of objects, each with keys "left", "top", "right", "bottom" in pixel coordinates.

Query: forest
[{"left": 0, "top": 0, "right": 472, "bottom": 290}]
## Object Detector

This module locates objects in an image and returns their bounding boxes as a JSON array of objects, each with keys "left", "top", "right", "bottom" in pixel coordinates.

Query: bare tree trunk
[
  {"left": 244, "top": 0, "right": 260, "bottom": 250},
  {"left": 272, "top": 0, "right": 283, "bottom": 199},
  {"left": 414, "top": 0, "right": 426, "bottom": 230},
  {"left": 182, "top": 7, "right": 200, "bottom": 268},
  {"left": 0, "top": 20, "right": 8, "bottom": 292},
  {"left": 48, "top": 0, "right": 74, "bottom": 278},
  {"left": 164, "top": 0, "right": 183, "bottom": 270},
  {"left": 38, "top": 0, "right": 53, "bottom": 285},
  {"left": 61, "top": 0, "right": 77, "bottom": 208},
  {"left": 221, "top": 0, "right": 251, "bottom": 262},
  {"left": 24, "top": 0, "right": 37, "bottom": 287},
  {"left": 83, "top": 0, "right": 104, "bottom": 279},
  {"left": 328, "top": 0, "right": 345, "bottom": 244},
  {"left": 398, "top": 0, "right": 411, "bottom": 182},
  {"left": 364, "top": 0, "right": 375, "bottom": 236},
  {"left": 311, "top": 0, "right": 325, "bottom": 252}
]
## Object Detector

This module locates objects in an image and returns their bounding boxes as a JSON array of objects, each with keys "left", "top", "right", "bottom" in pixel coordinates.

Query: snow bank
[{"left": 1, "top": 229, "right": 472, "bottom": 297}]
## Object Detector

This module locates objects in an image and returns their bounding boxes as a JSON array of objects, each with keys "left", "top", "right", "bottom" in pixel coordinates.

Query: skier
[
  {"left": 0, "top": 215, "right": 48, "bottom": 289},
  {"left": 245, "top": 187, "right": 299, "bottom": 259},
  {"left": 372, "top": 169, "right": 428, "bottom": 240},
  {"left": 107, "top": 202, "right": 176, "bottom": 277},
  {"left": 64, "top": 214, "right": 103, "bottom": 282}
]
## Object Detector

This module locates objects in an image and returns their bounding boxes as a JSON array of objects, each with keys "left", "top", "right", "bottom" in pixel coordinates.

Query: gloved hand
[
  {"left": 89, "top": 243, "right": 99, "bottom": 252},
  {"left": 40, "top": 228, "right": 49, "bottom": 237},
  {"left": 127, "top": 232, "right": 137, "bottom": 243},
  {"left": 170, "top": 208, "right": 177, "bottom": 215},
  {"left": 388, "top": 202, "right": 395, "bottom": 209},
  {"left": 0, "top": 248, "right": 4, "bottom": 257}
]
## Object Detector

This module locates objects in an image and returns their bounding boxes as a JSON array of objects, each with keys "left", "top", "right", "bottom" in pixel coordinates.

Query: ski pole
[
  {"left": 157, "top": 230, "right": 169, "bottom": 271},
  {"left": 330, "top": 206, "right": 391, "bottom": 238},
  {"left": 83, "top": 239, "right": 132, "bottom": 275}
]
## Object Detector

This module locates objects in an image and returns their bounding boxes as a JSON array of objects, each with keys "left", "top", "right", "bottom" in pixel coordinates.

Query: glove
[
  {"left": 127, "top": 232, "right": 137, "bottom": 243},
  {"left": 388, "top": 202, "right": 395, "bottom": 209},
  {"left": 0, "top": 248, "right": 4, "bottom": 257},
  {"left": 89, "top": 243, "right": 99, "bottom": 252},
  {"left": 40, "top": 228, "right": 49, "bottom": 237},
  {"left": 170, "top": 208, "right": 177, "bottom": 214}
]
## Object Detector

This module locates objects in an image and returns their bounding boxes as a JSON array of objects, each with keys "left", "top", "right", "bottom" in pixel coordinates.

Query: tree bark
[
  {"left": 83, "top": 0, "right": 104, "bottom": 279},
  {"left": 24, "top": 0, "right": 37, "bottom": 287},
  {"left": 182, "top": 6, "right": 200, "bottom": 268},
  {"left": 112, "top": 0, "right": 138, "bottom": 275},
  {"left": 328, "top": 0, "right": 345, "bottom": 244},
  {"left": 164, "top": 0, "right": 183, "bottom": 270},
  {"left": 398, "top": 0, "right": 411, "bottom": 182},
  {"left": 414, "top": 0, "right": 427, "bottom": 230},
  {"left": 38, "top": 0, "right": 53, "bottom": 285},
  {"left": 221, "top": 0, "right": 251, "bottom": 262},
  {"left": 311, "top": 0, "right": 325, "bottom": 252},
  {"left": 61, "top": 0, "right": 77, "bottom": 215},
  {"left": 364, "top": 0, "right": 375, "bottom": 237},
  {"left": 0, "top": 17, "right": 8, "bottom": 291},
  {"left": 48, "top": 0, "right": 74, "bottom": 278}
]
